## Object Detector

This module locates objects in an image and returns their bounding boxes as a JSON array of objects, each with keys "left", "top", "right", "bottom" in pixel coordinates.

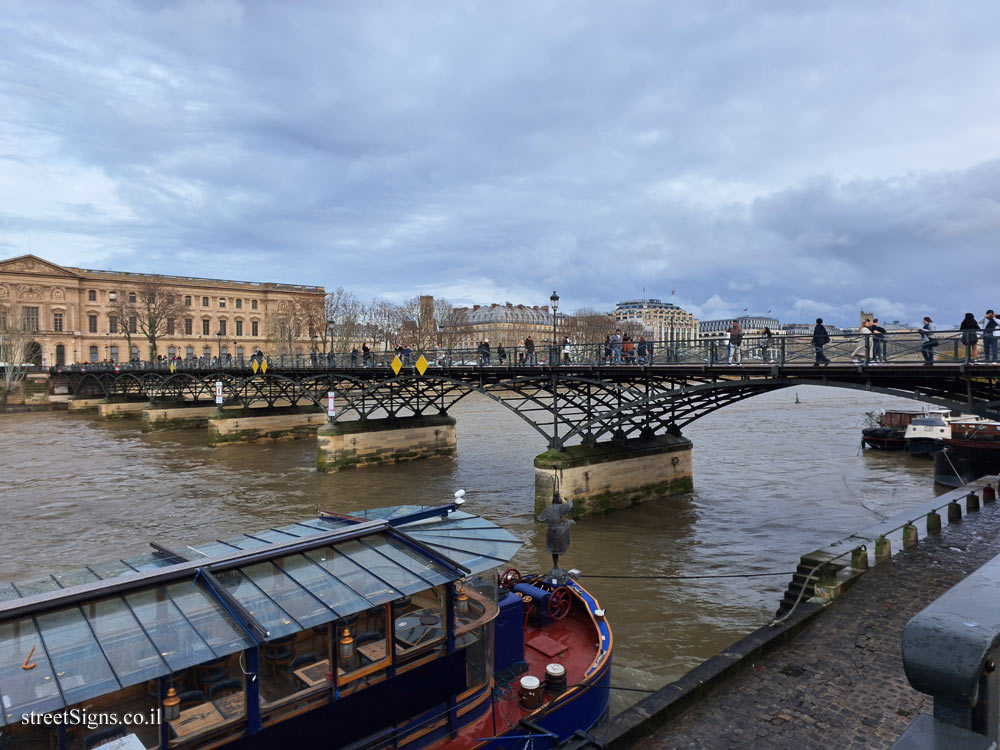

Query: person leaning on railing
[
  {"left": 980, "top": 310, "right": 999, "bottom": 363},
  {"left": 959, "top": 312, "right": 980, "bottom": 362}
]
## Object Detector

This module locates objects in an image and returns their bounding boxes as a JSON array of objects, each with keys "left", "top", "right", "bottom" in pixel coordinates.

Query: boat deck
[{"left": 432, "top": 605, "right": 602, "bottom": 749}]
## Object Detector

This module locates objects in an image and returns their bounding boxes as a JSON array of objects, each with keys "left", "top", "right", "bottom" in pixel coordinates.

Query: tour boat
[
  {"left": 861, "top": 409, "right": 930, "bottom": 450},
  {"left": 0, "top": 501, "right": 611, "bottom": 750},
  {"left": 934, "top": 420, "right": 1000, "bottom": 488}
]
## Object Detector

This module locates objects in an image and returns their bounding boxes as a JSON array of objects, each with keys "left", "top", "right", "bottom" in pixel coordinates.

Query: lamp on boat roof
[
  {"left": 456, "top": 583, "right": 470, "bottom": 615},
  {"left": 339, "top": 626, "right": 355, "bottom": 661},
  {"left": 163, "top": 686, "right": 181, "bottom": 721}
]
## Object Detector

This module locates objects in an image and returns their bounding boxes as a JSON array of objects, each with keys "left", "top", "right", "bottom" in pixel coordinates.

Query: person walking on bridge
[
  {"left": 850, "top": 319, "right": 872, "bottom": 363},
  {"left": 980, "top": 310, "right": 999, "bottom": 363},
  {"left": 920, "top": 317, "right": 938, "bottom": 365},
  {"left": 812, "top": 318, "right": 831, "bottom": 366},
  {"left": 525, "top": 336, "right": 536, "bottom": 365},
  {"left": 727, "top": 321, "right": 743, "bottom": 365}
]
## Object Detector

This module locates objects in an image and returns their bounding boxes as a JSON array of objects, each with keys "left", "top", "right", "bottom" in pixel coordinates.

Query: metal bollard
[
  {"left": 903, "top": 523, "right": 918, "bottom": 549},
  {"left": 968, "top": 492, "right": 981, "bottom": 513},
  {"left": 851, "top": 545, "right": 869, "bottom": 572},
  {"left": 948, "top": 501, "right": 962, "bottom": 523},
  {"left": 926, "top": 510, "right": 942, "bottom": 534},
  {"left": 985, "top": 485, "right": 996, "bottom": 503}
]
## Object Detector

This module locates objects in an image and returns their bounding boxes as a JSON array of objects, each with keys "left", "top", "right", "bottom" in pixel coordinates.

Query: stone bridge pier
[{"left": 316, "top": 414, "right": 457, "bottom": 472}]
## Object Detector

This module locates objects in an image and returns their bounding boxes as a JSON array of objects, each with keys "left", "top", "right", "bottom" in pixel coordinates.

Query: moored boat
[
  {"left": 904, "top": 413, "right": 985, "bottom": 458},
  {"left": 934, "top": 420, "right": 1000, "bottom": 487},
  {"left": 861, "top": 409, "right": 931, "bottom": 450},
  {"left": 0, "top": 501, "right": 611, "bottom": 749}
]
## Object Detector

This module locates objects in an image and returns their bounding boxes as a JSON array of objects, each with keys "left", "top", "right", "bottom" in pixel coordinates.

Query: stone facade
[
  {"left": 615, "top": 299, "right": 699, "bottom": 346},
  {"left": 534, "top": 435, "right": 693, "bottom": 518},
  {"left": 0, "top": 254, "right": 325, "bottom": 366},
  {"left": 441, "top": 302, "right": 567, "bottom": 352},
  {"left": 317, "top": 415, "right": 457, "bottom": 472}
]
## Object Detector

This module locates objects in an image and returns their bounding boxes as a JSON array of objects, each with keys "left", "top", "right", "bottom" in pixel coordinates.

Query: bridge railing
[
  {"left": 48, "top": 329, "right": 987, "bottom": 372},
  {"left": 892, "top": 548, "right": 1000, "bottom": 748}
]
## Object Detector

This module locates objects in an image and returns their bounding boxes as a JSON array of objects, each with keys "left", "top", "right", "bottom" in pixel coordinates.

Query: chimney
[{"left": 472, "top": 305, "right": 480, "bottom": 310}]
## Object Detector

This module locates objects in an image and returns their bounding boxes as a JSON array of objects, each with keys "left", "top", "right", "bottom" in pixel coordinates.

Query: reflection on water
[{"left": 0, "top": 386, "right": 940, "bottom": 702}]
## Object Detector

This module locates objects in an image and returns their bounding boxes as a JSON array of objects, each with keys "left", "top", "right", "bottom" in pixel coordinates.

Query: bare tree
[
  {"left": 398, "top": 296, "right": 439, "bottom": 351},
  {"left": 436, "top": 303, "right": 467, "bottom": 351},
  {"left": 299, "top": 296, "right": 327, "bottom": 352},
  {"left": 109, "top": 281, "right": 185, "bottom": 360},
  {"left": 108, "top": 293, "right": 137, "bottom": 360},
  {"left": 568, "top": 308, "right": 617, "bottom": 344},
  {"left": 268, "top": 300, "right": 306, "bottom": 358},
  {"left": 0, "top": 304, "right": 29, "bottom": 407},
  {"left": 362, "top": 297, "right": 403, "bottom": 352},
  {"left": 325, "top": 287, "right": 363, "bottom": 353}
]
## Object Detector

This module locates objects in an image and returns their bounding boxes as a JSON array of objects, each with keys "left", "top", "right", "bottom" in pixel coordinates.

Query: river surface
[{"left": 0, "top": 387, "right": 943, "bottom": 708}]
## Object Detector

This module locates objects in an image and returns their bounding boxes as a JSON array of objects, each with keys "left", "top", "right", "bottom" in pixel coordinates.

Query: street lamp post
[
  {"left": 549, "top": 290, "right": 560, "bottom": 451},
  {"left": 216, "top": 331, "right": 223, "bottom": 363},
  {"left": 549, "top": 291, "right": 559, "bottom": 367}
]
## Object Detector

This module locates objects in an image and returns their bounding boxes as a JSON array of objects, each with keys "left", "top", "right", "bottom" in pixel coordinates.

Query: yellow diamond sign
[
  {"left": 415, "top": 354, "right": 429, "bottom": 376},
  {"left": 391, "top": 355, "right": 403, "bottom": 375},
  {"left": 260, "top": 359, "right": 268, "bottom": 374},
  {"left": 169, "top": 362, "right": 175, "bottom": 373},
  {"left": 251, "top": 359, "right": 259, "bottom": 374}
]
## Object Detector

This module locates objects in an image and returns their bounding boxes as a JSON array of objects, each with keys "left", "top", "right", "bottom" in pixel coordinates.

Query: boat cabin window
[
  {"left": 336, "top": 606, "right": 390, "bottom": 695},
  {"left": 259, "top": 625, "right": 333, "bottom": 721}
]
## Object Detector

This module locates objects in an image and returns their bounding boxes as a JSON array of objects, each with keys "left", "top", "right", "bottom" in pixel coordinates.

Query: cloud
[{"left": 1, "top": 1, "right": 999, "bottom": 328}]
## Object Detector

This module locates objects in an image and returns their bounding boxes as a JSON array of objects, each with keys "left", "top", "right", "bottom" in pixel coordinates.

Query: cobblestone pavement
[{"left": 645, "top": 498, "right": 1000, "bottom": 750}]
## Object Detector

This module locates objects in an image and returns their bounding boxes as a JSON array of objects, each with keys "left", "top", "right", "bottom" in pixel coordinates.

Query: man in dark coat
[{"left": 812, "top": 318, "right": 831, "bottom": 366}]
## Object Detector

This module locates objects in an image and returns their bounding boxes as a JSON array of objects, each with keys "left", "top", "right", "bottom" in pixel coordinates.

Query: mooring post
[
  {"left": 902, "top": 523, "right": 918, "bottom": 549},
  {"left": 875, "top": 535, "right": 891, "bottom": 562},
  {"left": 926, "top": 510, "right": 942, "bottom": 534},
  {"left": 985, "top": 485, "right": 996, "bottom": 503},
  {"left": 851, "top": 545, "right": 869, "bottom": 572},
  {"left": 948, "top": 501, "right": 962, "bottom": 523},
  {"left": 967, "top": 492, "right": 980, "bottom": 512}
]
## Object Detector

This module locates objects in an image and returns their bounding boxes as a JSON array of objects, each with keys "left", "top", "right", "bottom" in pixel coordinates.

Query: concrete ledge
[{"left": 142, "top": 405, "right": 236, "bottom": 432}]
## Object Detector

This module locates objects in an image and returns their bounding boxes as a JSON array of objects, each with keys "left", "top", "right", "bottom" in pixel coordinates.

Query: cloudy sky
[{"left": 1, "top": 1, "right": 997, "bottom": 327}]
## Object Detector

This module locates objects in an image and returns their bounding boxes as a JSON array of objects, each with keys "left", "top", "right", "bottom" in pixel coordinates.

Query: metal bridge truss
[{"left": 60, "top": 365, "right": 1000, "bottom": 450}]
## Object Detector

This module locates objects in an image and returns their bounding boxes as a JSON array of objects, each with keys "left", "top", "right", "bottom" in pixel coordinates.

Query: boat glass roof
[{"left": 0, "top": 505, "right": 520, "bottom": 726}]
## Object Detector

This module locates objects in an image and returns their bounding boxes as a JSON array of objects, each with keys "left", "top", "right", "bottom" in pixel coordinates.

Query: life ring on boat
[
  {"left": 547, "top": 586, "right": 572, "bottom": 620},
  {"left": 500, "top": 568, "right": 522, "bottom": 590}
]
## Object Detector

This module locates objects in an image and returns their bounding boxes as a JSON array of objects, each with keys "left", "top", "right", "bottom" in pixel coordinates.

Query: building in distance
[
  {"left": 613, "top": 299, "right": 698, "bottom": 346},
  {"left": 700, "top": 315, "right": 782, "bottom": 342},
  {"left": 0, "top": 254, "right": 325, "bottom": 366}
]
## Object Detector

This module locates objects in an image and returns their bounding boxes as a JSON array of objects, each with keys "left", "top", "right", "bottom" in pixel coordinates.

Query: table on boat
[
  {"left": 213, "top": 691, "right": 246, "bottom": 720},
  {"left": 358, "top": 640, "right": 387, "bottom": 662},
  {"left": 293, "top": 660, "right": 337, "bottom": 688},
  {"left": 169, "top": 702, "right": 224, "bottom": 740},
  {"left": 394, "top": 609, "right": 443, "bottom": 647}
]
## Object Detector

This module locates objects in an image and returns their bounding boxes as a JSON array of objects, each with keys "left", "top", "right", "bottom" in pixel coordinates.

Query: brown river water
[{"left": 0, "top": 386, "right": 942, "bottom": 707}]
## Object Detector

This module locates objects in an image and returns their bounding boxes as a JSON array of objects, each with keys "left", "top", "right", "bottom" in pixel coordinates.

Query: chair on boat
[
  {"left": 84, "top": 725, "right": 126, "bottom": 749},
  {"left": 178, "top": 690, "right": 206, "bottom": 708},
  {"left": 263, "top": 634, "right": 296, "bottom": 675},
  {"left": 289, "top": 652, "right": 318, "bottom": 671},
  {"left": 196, "top": 657, "right": 230, "bottom": 698},
  {"left": 209, "top": 679, "right": 243, "bottom": 700},
  {"left": 355, "top": 631, "right": 382, "bottom": 665}
]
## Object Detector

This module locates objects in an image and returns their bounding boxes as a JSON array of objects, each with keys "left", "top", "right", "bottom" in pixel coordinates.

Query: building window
[
  {"left": 22, "top": 306, "right": 39, "bottom": 332},
  {"left": 185, "top": 295, "right": 192, "bottom": 306},
  {"left": 129, "top": 317, "right": 137, "bottom": 334},
  {"left": 294, "top": 323, "right": 301, "bottom": 338},
  {"left": 219, "top": 319, "right": 227, "bottom": 335},
  {"left": 109, "top": 315, "right": 118, "bottom": 334},
  {"left": 236, "top": 346, "right": 244, "bottom": 359},
  {"left": 108, "top": 291, "right": 117, "bottom": 302},
  {"left": 88, "top": 314, "right": 98, "bottom": 333},
  {"left": 167, "top": 318, "right": 175, "bottom": 335},
  {"left": 251, "top": 320, "right": 259, "bottom": 337},
  {"left": 235, "top": 320, "right": 243, "bottom": 336},
  {"left": 202, "top": 319, "right": 210, "bottom": 335},
  {"left": 168, "top": 346, "right": 176, "bottom": 358},
  {"left": 88, "top": 290, "right": 97, "bottom": 302},
  {"left": 202, "top": 297, "right": 209, "bottom": 307},
  {"left": 131, "top": 346, "right": 139, "bottom": 361},
  {"left": 236, "top": 299, "right": 242, "bottom": 309},
  {"left": 53, "top": 313, "right": 63, "bottom": 332},
  {"left": 185, "top": 346, "right": 194, "bottom": 359},
  {"left": 128, "top": 293, "right": 137, "bottom": 304},
  {"left": 184, "top": 318, "right": 193, "bottom": 335},
  {"left": 251, "top": 300, "right": 258, "bottom": 310},
  {"left": 202, "top": 346, "right": 211, "bottom": 358},
  {"left": 89, "top": 345, "right": 99, "bottom": 363},
  {"left": 110, "top": 346, "right": 118, "bottom": 362},
  {"left": 219, "top": 298, "right": 226, "bottom": 309}
]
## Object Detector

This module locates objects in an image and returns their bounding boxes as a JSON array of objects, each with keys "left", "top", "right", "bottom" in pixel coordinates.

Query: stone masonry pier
[
  {"left": 597, "top": 477, "right": 1000, "bottom": 750},
  {"left": 533, "top": 434, "right": 693, "bottom": 519},
  {"left": 316, "top": 414, "right": 457, "bottom": 472},
  {"left": 208, "top": 407, "right": 327, "bottom": 446}
]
